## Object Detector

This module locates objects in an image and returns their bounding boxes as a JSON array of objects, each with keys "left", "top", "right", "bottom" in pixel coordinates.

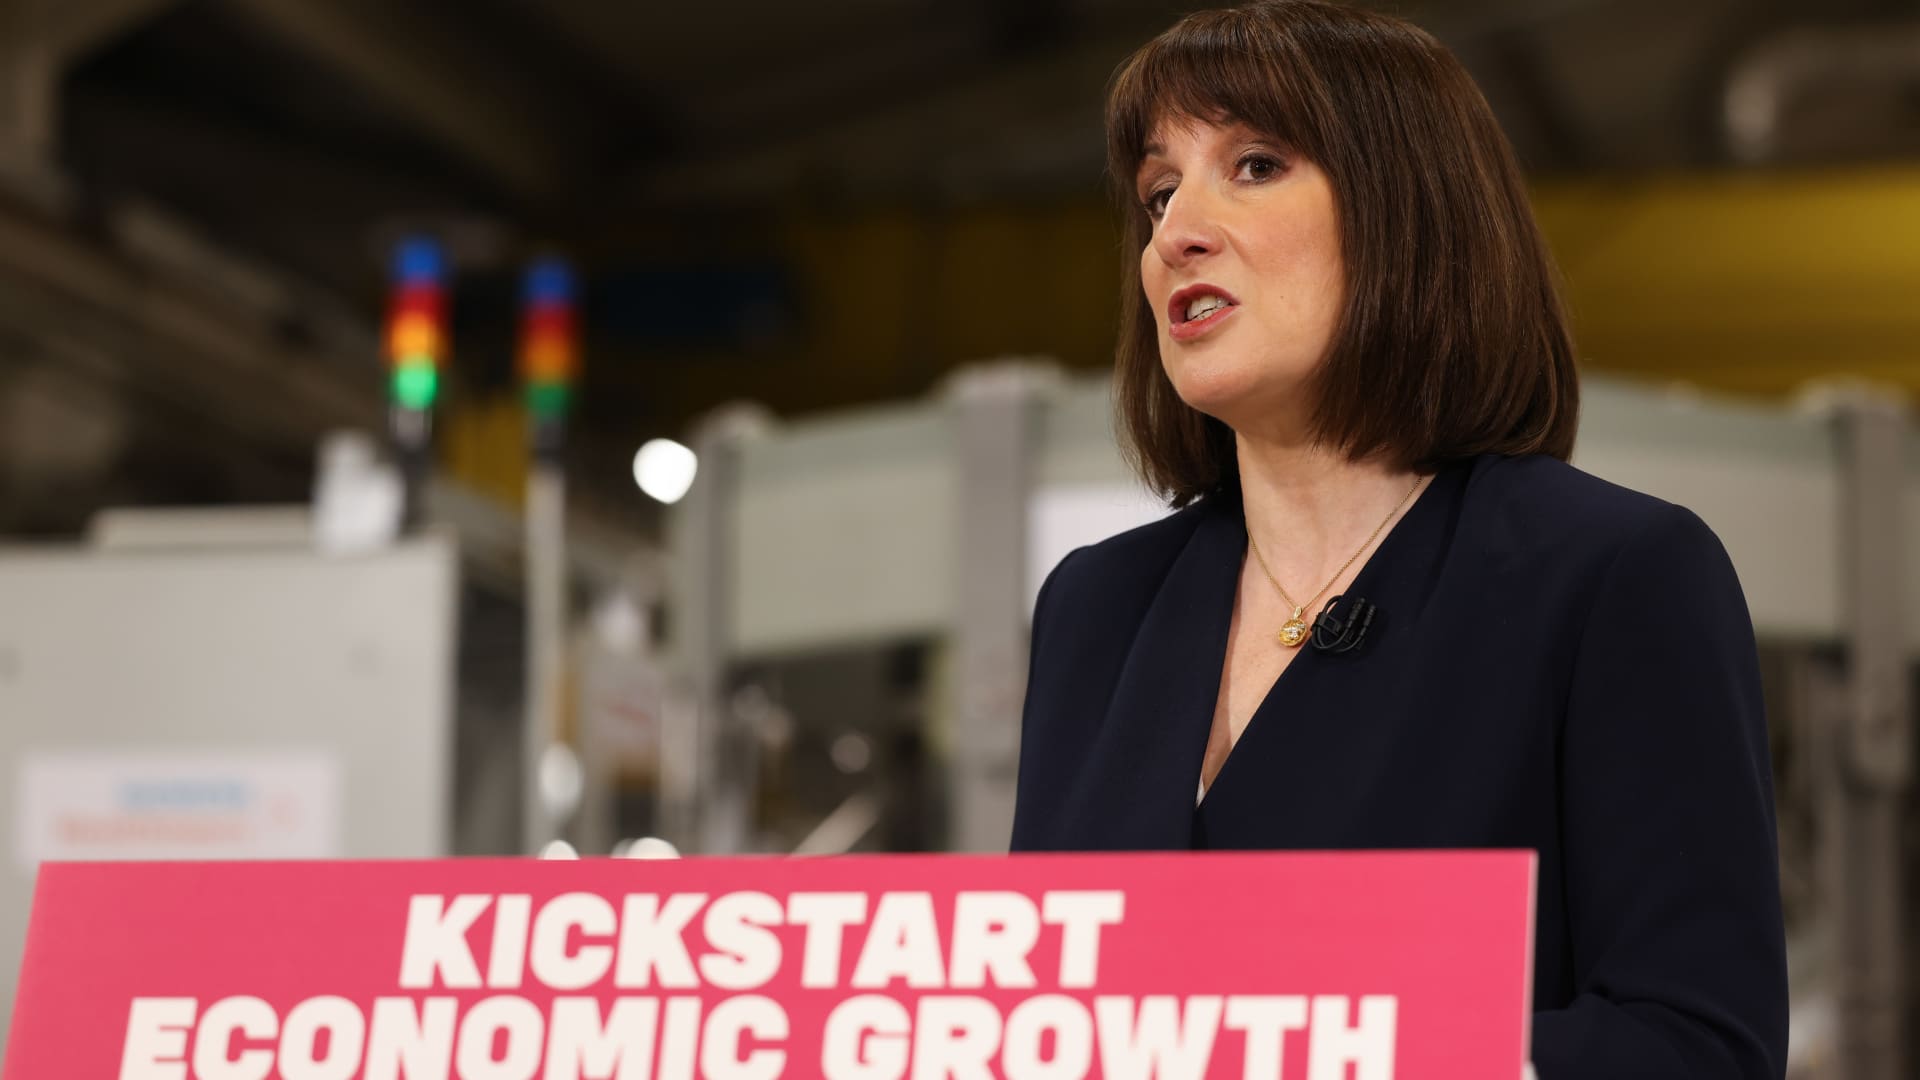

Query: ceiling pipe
[{"left": 1725, "top": 22, "right": 1920, "bottom": 163}]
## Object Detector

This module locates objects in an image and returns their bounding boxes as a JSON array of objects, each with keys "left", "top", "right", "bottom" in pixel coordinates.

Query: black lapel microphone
[{"left": 1311, "top": 594, "right": 1376, "bottom": 654}]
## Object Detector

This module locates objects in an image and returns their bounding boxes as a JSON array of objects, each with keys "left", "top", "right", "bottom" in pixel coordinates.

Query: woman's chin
[{"left": 1166, "top": 367, "right": 1302, "bottom": 429}]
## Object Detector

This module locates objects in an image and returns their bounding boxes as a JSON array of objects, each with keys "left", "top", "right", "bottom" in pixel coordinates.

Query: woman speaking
[{"left": 1010, "top": 2, "right": 1788, "bottom": 1077}]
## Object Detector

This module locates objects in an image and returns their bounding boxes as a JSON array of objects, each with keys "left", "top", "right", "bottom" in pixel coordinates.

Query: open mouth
[{"left": 1169, "top": 285, "right": 1240, "bottom": 339}]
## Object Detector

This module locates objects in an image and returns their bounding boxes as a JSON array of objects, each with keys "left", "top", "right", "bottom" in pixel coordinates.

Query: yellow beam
[{"left": 1533, "top": 167, "right": 1920, "bottom": 397}]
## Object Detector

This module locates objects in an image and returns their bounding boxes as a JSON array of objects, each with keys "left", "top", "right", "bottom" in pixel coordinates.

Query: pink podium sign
[{"left": 5, "top": 852, "right": 1533, "bottom": 1079}]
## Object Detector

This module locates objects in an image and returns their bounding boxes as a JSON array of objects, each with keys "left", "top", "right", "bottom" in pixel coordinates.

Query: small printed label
[{"left": 15, "top": 751, "right": 341, "bottom": 870}]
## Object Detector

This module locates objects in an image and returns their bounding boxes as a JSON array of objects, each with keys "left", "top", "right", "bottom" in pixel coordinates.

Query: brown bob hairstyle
[{"left": 1108, "top": 0, "right": 1579, "bottom": 506}]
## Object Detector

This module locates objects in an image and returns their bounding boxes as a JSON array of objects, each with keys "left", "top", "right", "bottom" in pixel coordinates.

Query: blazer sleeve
[{"left": 1531, "top": 504, "right": 1788, "bottom": 1078}]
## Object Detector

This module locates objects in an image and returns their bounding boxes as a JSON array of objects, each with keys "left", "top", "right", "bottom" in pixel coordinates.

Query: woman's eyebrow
[{"left": 1135, "top": 146, "right": 1168, "bottom": 182}]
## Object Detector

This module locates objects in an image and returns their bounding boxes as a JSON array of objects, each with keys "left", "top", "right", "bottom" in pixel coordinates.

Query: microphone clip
[{"left": 1311, "top": 594, "right": 1376, "bottom": 654}]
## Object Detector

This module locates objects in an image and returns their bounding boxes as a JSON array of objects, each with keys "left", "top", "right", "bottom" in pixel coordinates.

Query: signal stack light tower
[
  {"left": 384, "top": 237, "right": 449, "bottom": 533},
  {"left": 519, "top": 258, "right": 580, "bottom": 852}
]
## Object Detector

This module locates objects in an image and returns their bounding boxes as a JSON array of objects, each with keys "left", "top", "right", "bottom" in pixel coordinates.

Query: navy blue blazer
[{"left": 1012, "top": 453, "right": 1787, "bottom": 1079}]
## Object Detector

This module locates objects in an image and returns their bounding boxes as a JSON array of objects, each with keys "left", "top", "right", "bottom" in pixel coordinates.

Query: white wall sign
[{"left": 14, "top": 751, "right": 342, "bottom": 871}]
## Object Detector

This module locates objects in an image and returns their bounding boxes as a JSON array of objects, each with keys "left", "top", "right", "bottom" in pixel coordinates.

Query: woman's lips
[{"left": 1167, "top": 284, "right": 1240, "bottom": 343}]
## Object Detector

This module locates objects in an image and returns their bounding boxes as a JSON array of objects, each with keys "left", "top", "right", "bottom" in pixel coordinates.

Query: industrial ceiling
[{"left": 2, "top": 0, "right": 1918, "bottom": 535}]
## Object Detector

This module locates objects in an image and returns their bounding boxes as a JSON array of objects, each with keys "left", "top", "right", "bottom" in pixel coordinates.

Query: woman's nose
[{"left": 1150, "top": 188, "right": 1221, "bottom": 267}]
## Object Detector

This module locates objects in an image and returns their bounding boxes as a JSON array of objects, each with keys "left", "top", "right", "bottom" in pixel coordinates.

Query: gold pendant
[{"left": 1278, "top": 608, "right": 1309, "bottom": 649}]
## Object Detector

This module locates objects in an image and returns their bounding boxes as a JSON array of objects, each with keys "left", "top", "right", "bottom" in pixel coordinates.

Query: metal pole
[
  {"left": 392, "top": 405, "right": 432, "bottom": 535},
  {"left": 517, "top": 257, "right": 580, "bottom": 854},
  {"left": 668, "top": 405, "right": 767, "bottom": 855},
  {"left": 522, "top": 461, "right": 566, "bottom": 853},
  {"left": 1826, "top": 396, "right": 1911, "bottom": 1080},
  {"left": 947, "top": 364, "right": 1042, "bottom": 853}
]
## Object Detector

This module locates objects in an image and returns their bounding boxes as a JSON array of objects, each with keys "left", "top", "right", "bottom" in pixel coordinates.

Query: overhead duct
[{"left": 1725, "top": 21, "right": 1920, "bottom": 162}]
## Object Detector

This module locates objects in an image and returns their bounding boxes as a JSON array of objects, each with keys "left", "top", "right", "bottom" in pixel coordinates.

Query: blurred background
[{"left": 1, "top": 0, "right": 1918, "bottom": 1073}]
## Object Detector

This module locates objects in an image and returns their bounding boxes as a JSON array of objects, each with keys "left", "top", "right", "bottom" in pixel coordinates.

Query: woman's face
[{"left": 1135, "top": 116, "right": 1344, "bottom": 437}]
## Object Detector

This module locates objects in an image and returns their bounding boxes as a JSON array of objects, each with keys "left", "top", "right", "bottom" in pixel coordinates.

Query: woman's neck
[{"left": 1233, "top": 431, "right": 1422, "bottom": 598}]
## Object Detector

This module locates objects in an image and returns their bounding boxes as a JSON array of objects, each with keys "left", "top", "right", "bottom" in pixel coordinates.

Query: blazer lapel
[{"left": 1055, "top": 499, "right": 1243, "bottom": 850}]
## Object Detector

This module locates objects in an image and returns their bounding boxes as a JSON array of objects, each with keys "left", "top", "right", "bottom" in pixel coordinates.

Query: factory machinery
[
  {"left": 662, "top": 365, "right": 1919, "bottom": 1077},
  {"left": 1, "top": 362, "right": 1912, "bottom": 1074}
]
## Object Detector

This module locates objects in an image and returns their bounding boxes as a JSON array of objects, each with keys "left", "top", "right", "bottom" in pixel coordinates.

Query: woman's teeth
[{"left": 1186, "top": 296, "right": 1229, "bottom": 321}]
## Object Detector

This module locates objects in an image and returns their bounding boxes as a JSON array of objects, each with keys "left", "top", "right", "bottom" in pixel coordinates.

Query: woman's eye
[
  {"left": 1237, "top": 154, "right": 1283, "bottom": 182},
  {"left": 1142, "top": 186, "right": 1175, "bottom": 219}
]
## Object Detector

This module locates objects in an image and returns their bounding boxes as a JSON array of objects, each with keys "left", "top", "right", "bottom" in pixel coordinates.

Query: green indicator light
[
  {"left": 392, "top": 364, "right": 439, "bottom": 410},
  {"left": 526, "top": 381, "right": 571, "bottom": 419}
]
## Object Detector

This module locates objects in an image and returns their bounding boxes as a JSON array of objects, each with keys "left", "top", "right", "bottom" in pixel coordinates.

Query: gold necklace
[{"left": 1246, "top": 475, "right": 1426, "bottom": 648}]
